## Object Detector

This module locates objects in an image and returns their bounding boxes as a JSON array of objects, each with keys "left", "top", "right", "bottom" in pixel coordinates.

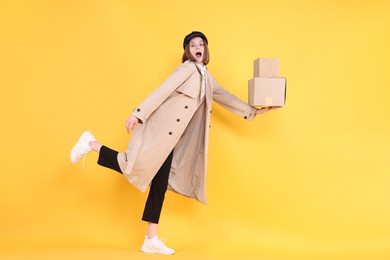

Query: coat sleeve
[
  {"left": 211, "top": 75, "right": 257, "bottom": 121},
  {"left": 131, "top": 62, "right": 196, "bottom": 123}
]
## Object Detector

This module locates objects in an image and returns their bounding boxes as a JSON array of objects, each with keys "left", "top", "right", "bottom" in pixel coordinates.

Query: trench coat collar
[
  {"left": 187, "top": 61, "right": 211, "bottom": 105},
  {"left": 194, "top": 63, "right": 206, "bottom": 76},
  {"left": 187, "top": 60, "right": 206, "bottom": 75}
]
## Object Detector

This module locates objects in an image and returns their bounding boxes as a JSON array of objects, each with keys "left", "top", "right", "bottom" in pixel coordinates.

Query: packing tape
[{"left": 266, "top": 97, "right": 273, "bottom": 106}]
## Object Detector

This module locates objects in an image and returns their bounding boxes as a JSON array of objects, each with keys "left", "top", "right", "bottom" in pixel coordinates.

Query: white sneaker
[
  {"left": 141, "top": 235, "right": 175, "bottom": 255},
  {"left": 70, "top": 131, "right": 96, "bottom": 163}
]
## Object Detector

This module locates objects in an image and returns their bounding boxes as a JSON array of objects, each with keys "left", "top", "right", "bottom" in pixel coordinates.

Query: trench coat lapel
[{"left": 205, "top": 70, "right": 212, "bottom": 106}]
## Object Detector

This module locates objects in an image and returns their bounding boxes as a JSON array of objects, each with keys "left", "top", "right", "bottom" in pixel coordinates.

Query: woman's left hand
[{"left": 255, "top": 106, "right": 281, "bottom": 115}]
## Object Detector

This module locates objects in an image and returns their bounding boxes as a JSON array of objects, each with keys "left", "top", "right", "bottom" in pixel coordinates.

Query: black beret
[{"left": 183, "top": 31, "right": 208, "bottom": 49}]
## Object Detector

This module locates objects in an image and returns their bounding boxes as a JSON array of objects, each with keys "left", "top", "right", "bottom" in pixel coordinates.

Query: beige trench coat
[{"left": 117, "top": 60, "right": 256, "bottom": 204}]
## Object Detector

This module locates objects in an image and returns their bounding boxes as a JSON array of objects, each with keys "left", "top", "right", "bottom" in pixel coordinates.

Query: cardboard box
[
  {"left": 254, "top": 58, "right": 280, "bottom": 77},
  {"left": 248, "top": 77, "right": 286, "bottom": 107}
]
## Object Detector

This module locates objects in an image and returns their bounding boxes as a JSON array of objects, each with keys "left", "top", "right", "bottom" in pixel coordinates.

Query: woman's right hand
[{"left": 125, "top": 115, "right": 139, "bottom": 133}]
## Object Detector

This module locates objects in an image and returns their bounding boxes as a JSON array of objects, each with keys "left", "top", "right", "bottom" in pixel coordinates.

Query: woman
[{"left": 70, "top": 31, "right": 279, "bottom": 255}]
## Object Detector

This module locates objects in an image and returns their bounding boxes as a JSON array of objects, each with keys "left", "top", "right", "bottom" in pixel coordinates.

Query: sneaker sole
[{"left": 141, "top": 246, "right": 174, "bottom": 255}]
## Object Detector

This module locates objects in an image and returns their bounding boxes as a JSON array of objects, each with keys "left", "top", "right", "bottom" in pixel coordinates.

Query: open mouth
[{"left": 196, "top": 52, "right": 202, "bottom": 58}]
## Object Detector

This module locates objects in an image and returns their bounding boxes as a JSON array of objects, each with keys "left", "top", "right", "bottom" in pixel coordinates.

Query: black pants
[{"left": 98, "top": 145, "right": 173, "bottom": 224}]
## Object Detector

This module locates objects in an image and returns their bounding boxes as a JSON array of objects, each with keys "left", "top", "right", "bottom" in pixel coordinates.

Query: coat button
[
  {"left": 176, "top": 119, "right": 180, "bottom": 122},
  {"left": 244, "top": 116, "right": 247, "bottom": 119},
  {"left": 169, "top": 132, "right": 172, "bottom": 135},
  {"left": 185, "top": 105, "right": 188, "bottom": 109},
  {"left": 137, "top": 108, "right": 140, "bottom": 112}
]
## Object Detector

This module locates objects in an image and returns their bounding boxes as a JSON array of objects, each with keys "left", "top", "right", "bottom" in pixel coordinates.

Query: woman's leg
[
  {"left": 94, "top": 143, "right": 123, "bottom": 174},
  {"left": 147, "top": 223, "right": 158, "bottom": 239},
  {"left": 140, "top": 150, "right": 175, "bottom": 255},
  {"left": 89, "top": 140, "right": 102, "bottom": 152},
  {"left": 92, "top": 138, "right": 174, "bottom": 231},
  {"left": 142, "top": 150, "right": 174, "bottom": 229},
  {"left": 70, "top": 131, "right": 122, "bottom": 174}
]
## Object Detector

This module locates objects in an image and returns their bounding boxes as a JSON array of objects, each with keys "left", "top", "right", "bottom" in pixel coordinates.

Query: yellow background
[{"left": 1, "top": 0, "right": 389, "bottom": 259}]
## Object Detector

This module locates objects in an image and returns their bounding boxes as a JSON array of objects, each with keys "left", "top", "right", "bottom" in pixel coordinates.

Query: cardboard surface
[
  {"left": 248, "top": 77, "right": 286, "bottom": 106},
  {"left": 254, "top": 58, "right": 280, "bottom": 77}
]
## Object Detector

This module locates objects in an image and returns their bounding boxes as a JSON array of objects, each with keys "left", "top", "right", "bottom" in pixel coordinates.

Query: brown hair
[{"left": 181, "top": 43, "right": 210, "bottom": 65}]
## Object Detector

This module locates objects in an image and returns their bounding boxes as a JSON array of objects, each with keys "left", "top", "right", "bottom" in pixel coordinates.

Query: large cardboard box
[
  {"left": 248, "top": 77, "right": 286, "bottom": 107},
  {"left": 254, "top": 58, "right": 280, "bottom": 77}
]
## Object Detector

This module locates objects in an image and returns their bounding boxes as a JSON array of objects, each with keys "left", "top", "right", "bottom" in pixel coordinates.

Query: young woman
[{"left": 70, "top": 31, "right": 279, "bottom": 255}]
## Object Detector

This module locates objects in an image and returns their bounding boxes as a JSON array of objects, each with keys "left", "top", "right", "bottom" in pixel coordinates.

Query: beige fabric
[{"left": 117, "top": 60, "right": 256, "bottom": 204}]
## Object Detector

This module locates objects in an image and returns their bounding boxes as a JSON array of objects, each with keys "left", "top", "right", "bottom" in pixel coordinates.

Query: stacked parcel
[{"left": 248, "top": 58, "right": 286, "bottom": 107}]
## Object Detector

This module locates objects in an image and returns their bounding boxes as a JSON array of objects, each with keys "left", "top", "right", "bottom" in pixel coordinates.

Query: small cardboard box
[
  {"left": 248, "top": 77, "right": 286, "bottom": 107},
  {"left": 254, "top": 58, "right": 280, "bottom": 77}
]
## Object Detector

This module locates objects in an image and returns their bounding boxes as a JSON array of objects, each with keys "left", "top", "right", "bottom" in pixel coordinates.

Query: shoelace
[
  {"left": 156, "top": 237, "right": 169, "bottom": 248},
  {"left": 81, "top": 152, "right": 89, "bottom": 169}
]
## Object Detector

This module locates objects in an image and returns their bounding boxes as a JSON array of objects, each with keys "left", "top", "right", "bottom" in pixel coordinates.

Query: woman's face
[{"left": 189, "top": 37, "right": 205, "bottom": 64}]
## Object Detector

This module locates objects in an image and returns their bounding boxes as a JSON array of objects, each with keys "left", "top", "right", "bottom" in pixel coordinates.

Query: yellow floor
[{"left": 0, "top": 245, "right": 389, "bottom": 260}]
